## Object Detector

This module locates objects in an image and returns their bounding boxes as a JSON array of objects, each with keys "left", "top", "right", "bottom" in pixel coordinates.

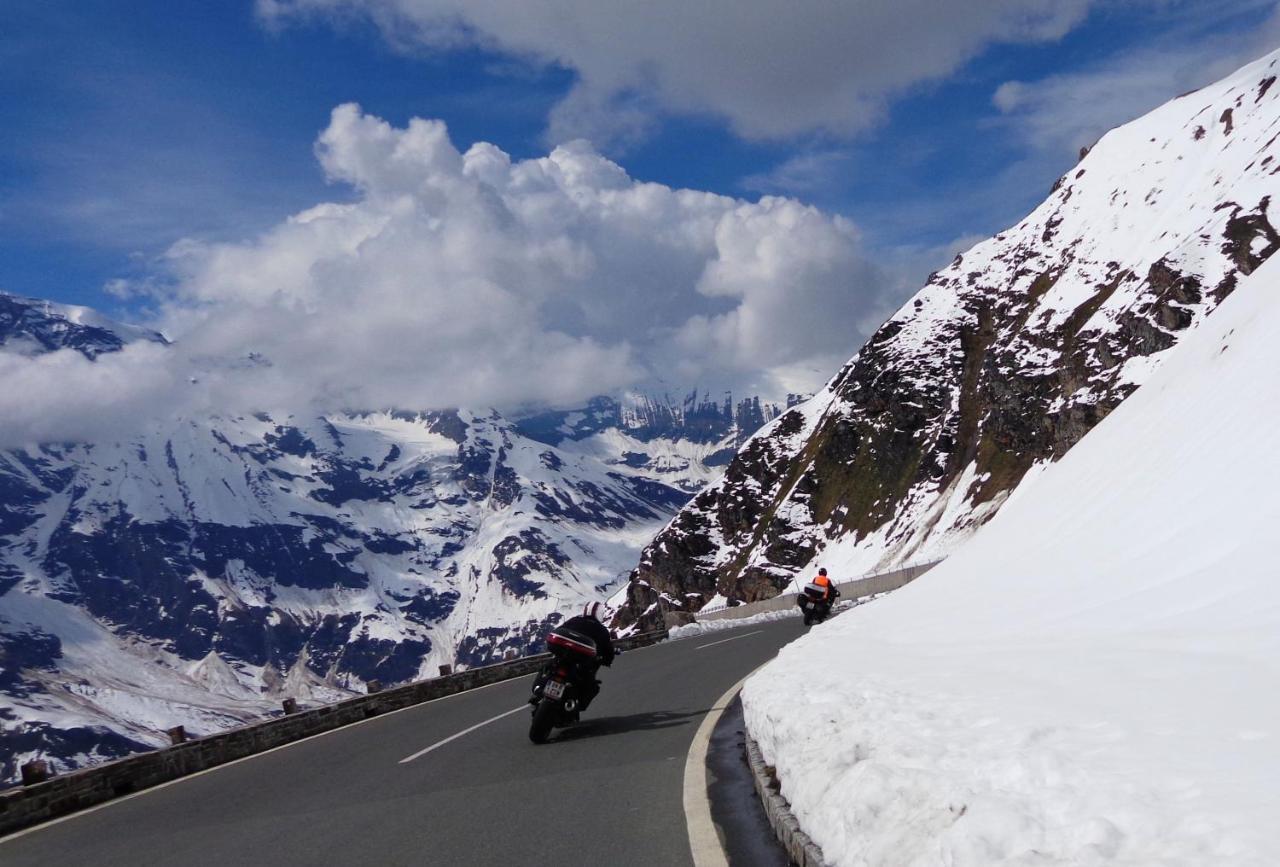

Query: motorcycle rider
[
  {"left": 798, "top": 567, "right": 839, "bottom": 624},
  {"left": 550, "top": 602, "right": 615, "bottom": 715}
]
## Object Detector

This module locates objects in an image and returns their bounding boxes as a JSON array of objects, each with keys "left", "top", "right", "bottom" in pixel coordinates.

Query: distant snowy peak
[
  {"left": 515, "top": 391, "right": 782, "bottom": 449},
  {"left": 0, "top": 291, "right": 166, "bottom": 359},
  {"left": 0, "top": 404, "right": 690, "bottom": 783},
  {"left": 0, "top": 297, "right": 780, "bottom": 784},
  {"left": 615, "top": 48, "right": 1280, "bottom": 630}
]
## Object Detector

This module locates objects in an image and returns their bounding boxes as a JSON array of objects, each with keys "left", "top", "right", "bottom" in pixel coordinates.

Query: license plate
[{"left": 544, "top": 680, "right": 566, "bottom": 700}]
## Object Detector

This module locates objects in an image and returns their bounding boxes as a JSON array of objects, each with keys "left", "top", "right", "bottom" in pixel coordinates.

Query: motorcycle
[
  {"left": 798, "top": 582, "right": 834, "bottom": 626},
  {"left": 528, "top": 625, "right": 601, "bottom": 743}
]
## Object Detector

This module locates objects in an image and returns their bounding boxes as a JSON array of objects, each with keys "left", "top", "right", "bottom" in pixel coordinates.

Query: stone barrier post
[{"left": 20, "top": 761, "right": 50, "bottom": 787}]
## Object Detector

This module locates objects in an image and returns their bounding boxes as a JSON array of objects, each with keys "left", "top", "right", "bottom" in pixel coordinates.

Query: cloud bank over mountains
[
  {"left": 9, "top": 2, "right": 1270, "bottom": 449},
  {"left": 0, "top": 105, "right": 899, "bottom": 447}
]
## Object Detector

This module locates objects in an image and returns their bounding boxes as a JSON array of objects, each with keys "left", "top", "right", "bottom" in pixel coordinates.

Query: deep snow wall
[{"left": 741, "top": 250, "right": 1280, "bottom": 865}]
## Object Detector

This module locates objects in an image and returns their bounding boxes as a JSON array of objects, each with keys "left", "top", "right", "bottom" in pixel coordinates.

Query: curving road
[{"left": 0, "top": 618, "right": 806, "bottom": 866}]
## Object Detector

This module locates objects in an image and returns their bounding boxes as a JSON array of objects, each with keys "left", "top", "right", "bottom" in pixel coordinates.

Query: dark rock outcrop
[{"left": 617, "top": 51, "right": 1280, "bottom": 631}]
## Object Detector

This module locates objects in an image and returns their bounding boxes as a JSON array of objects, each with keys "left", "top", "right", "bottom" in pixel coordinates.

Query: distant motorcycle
[
  {"left": 528, "top": 625, "right": 602, "bottom": 743},
  {"left": 798, "top": 582, "right": 834, "bottom": 626}
]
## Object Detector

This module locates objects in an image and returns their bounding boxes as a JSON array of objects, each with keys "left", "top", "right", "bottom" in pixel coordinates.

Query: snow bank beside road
[
  {"left": 742, "top": 255, "right": 1280, "bottom": 864},
  {"left": 666, "top": 597, "right": 874, "bottom": 640},
  {"left": 668, "top": 607, "right": 801, "bottom": 640}
]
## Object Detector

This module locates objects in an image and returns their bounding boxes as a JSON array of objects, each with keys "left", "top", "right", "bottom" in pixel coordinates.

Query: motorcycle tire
[
  {"left": 803, "top": 612, "right": 812, "bottom": 626},
  {"left": 529, "top": 698, "right": 558, "bottom": 744}
]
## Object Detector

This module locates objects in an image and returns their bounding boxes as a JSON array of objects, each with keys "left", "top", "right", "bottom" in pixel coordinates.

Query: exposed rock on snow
[
  {"left": 616, "top": 47, "right": 1280, "bottom": 632},
  {"left": 0, "top": 292, "right": 779, "bottom": 784},
  {"left": 0, "top": 292, "right": 166, "bottom": 359}
]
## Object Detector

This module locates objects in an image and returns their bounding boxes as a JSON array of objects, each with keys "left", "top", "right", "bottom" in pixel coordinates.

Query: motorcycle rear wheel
[{"left": 529, "top": 698, "right": 558, "bottom": 744}]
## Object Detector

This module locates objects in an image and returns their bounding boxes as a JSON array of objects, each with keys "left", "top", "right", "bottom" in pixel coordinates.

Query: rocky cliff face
[
  {"left": 616, "top": 49, "right": 1280, "bottom": 631},
  {"left": 0, "top": 292, "right": 777, "bottom": 783}
]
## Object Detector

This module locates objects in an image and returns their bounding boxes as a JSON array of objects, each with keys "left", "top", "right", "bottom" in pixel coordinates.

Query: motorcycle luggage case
[
  {"left": 803, "top": 582, "right": 829, "bottom": 599},
  {"left": 547, "top": 627, "right": 598, "bottom": 658}
]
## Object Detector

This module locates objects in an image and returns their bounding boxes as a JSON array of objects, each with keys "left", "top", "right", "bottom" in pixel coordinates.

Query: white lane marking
[
  {"left": 398, "top": 705, "right": 527, "bottom": 764},
  {"left": 695, "top": 630, "right": 763, "bottom": 650},
  {"left": 1, "top": 631, "right": 679, "bottom": 845},
  {"left": 683, "top": 667, "right": 763, "bottom": 867},
  {"left": 0, "top": 674, "right": 535, "bottom": 845}
]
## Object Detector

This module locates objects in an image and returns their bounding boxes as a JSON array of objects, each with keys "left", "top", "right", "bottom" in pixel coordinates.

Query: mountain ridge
[
  {"left": 0, "top": 291, "right": 167, "bottom": 359},
  {"left": 615, "top": 47, "right": 1280, "bottom": 630},
  {"left": 0, "top": 293, "right": 777, "bottom": 784}
]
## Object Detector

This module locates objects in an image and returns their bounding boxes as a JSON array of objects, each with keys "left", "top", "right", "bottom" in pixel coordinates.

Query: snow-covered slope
[
  {"left": 0, "top": 409, "right": 675, "bottom": 781},
  {"left": 0, "top": 291, "right": 777, "bottom": 783},
  {"left": 743, "top": 250, "right": 1280, "bottom": 865},
  {"left": 615, "top": 49, "right": 1280, "bottom": 629}
]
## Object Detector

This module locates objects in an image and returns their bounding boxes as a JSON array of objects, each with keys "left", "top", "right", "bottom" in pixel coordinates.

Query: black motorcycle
[
  {"left": 528, "top": 625, "right": 601, "bottom": 743},
  {"left": 798, "top": 583, "right": 834, "bottom": 626}
]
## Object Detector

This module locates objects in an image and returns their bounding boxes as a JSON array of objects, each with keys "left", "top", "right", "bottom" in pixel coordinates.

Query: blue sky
[
  {"left": 1, "top": 0, "right": 1279, "bottom": 445},
  {"left": 3, "top": 0, "right": 1276, "bottom": 315}
]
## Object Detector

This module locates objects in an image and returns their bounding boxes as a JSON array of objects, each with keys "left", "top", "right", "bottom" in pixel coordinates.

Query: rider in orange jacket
[{"left": 812, "top": 567, "right": 839, "bottom": 603}]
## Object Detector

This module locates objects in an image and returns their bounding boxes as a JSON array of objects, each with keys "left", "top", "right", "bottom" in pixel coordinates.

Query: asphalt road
[{"left": 0, "top": 617, "right": 807, "bottom": 866}]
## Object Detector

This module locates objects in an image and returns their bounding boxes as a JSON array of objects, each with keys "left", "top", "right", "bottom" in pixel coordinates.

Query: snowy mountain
[
  {"left": 743, "top": 226, "right": 1280, "bottom": 867},
  {"left": 0, "top": 291, "right": 778, "bottom": 783},
  {"left": 0, "top": 291, "right": 167, "bottom": 358},
  {"left": 616, "top": 48, "right": 1280, "bottom": 630}
]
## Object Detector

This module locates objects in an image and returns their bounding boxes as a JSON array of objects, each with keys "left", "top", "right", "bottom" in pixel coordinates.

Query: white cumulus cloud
[{"left": 0, "top": 105, "right": 899, "bottom": 447}]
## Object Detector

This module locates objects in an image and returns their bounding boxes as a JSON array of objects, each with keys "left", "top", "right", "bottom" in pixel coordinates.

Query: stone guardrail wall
[
  {"left": 0, "top": 629, "right": 668, "bottom": 838},
  {"left": 746, "top": 733, "right": 827, "bottom": 867},
  {"left": 694, "top": 560, "right": 941, "bottom": 623}
]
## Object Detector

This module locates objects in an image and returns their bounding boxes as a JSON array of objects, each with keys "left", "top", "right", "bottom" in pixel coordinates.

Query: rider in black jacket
[
  {"left": 560, "top": 602, "right": 616, "bottom": 667},
  {"left": 550, "top": 602, "right": 614, "bottom": 715}
]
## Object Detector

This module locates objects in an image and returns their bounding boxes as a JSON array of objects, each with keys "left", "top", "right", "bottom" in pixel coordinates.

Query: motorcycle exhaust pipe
[{"left": 564, "top": 698, "right": 578, "bottom": 712}]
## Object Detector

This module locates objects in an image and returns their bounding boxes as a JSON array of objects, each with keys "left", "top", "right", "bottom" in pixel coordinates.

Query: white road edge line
[
  {"left": 398, "top": 704, "right": 527, "bottom": 764},
  {"left": 0, "top": 673, "right": 536, "bottom": 846},
  {"left": 695, "top": 630, "right": 763, "bottom": 650},
  {"left": 683, "top": 666, "right": 763, "bottom": 867}
]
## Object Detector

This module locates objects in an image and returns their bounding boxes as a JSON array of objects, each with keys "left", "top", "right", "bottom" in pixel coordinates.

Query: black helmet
[{"left": 818, "top": 567, "right": 827, "bottom": 576}]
